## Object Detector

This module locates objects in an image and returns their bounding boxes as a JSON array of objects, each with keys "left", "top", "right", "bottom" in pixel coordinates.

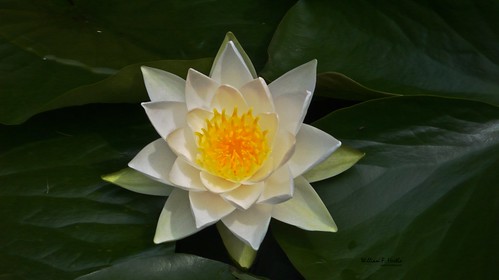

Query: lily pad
[
  {"left": 0, "top": 0, "right": 294, "bottom": 124},
  {"left": 262, "top": 0, "right": 499, "bottom": 105},
  {"left": 273, "top": 95, "right": 499, "bottom": 279}
]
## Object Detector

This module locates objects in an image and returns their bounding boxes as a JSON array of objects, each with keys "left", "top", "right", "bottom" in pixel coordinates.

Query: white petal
[
  {"left": 257, "top": 112, "right": 278, "bottom": 146},
  {"left": 247, "top": 130, "right": 295, "bottom": 183},
  {"left": 166, "top": 128, "right": 197, "bottom": 164},
  {"left": 142, "top": 101, "right": 187, "bottom": 139},
  {"left": 200, "top": 171, "right": 241, "bottom": 193},
  {"left": 222, "top": 203, "right": 272, "bottom": 250},
  {"left": 210, "top": 85, "right": 249, "bottom": 113},
  {"left": 169, "top": 158, "right": 206, "bottom": 192},
  {"left": 244, "top": 156, "right": 274, "bottom": 184},
  {"left": 185, "top": 68, "right": 220, "bottom": 111},
  {"left": 271, "top": 130, "right": 296, "bottom": 170},
  {"left": 268, "top": 60, "right": 317, "bottom": 98},
  {"left": 272, "top": 176, "right": 337, "bottom": 232},
  {"left": 258, "top": 165, "right": 293, "bottom": 204},
  {"left": 288, "top": 124, "right": 342, "bottom": 178},
  {"left": 186, "top": 108, "right": 213, "bottom": 133},
  {"left": 222, "top": 183, "right": 264, "bottom": 210},
  {"left": 154, "top": 189, "right": 200, "bottom": 243},
  {"left": 273, "top": 90, "right": 312, "bottom": 135},
  {"left": 189, "top": 191, "right": 236, "bottom": 228},
  {"left": 210, "top": 41, "right": 253, "bottom": 89},
  {"left": 128, "top": 139, "right": 176, "bottom": 185},
  {"left": 239, "top": 78, "right": 275, "bottom": 114},
  {"left": 141, "top": 66, "right": 185, "bottom": 102}
]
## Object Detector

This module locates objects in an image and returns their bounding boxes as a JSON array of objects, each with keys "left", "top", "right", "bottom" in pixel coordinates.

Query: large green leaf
[
  {"left": 0, "top": 0, "right": 294, "bottom": 124},
  {"left": 76, "top": 254, "right": 235, "bottom": 280},
  {"left": 273, "top": 96, "right": 499, "bottom": 279},
  {"left": 262, "top": 0, "right": 499, "bottom": 105},
  {"left": 0, "top": 104, "right": 172, "bottom": 279}
]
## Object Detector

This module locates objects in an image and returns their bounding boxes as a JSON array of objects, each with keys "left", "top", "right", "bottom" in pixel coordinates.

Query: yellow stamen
[{"left": 196, "top": 107, "right": 270, "bottom": 182}]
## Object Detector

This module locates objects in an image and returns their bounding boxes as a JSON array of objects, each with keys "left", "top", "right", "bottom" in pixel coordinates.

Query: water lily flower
[{"left": 128, "top": 35, "right": 341, "bottom": 251}]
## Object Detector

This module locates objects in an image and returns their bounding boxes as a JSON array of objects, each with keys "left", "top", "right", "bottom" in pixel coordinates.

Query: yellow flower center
[{"left": 196, "top": 108, "right": 270, "bottom": 182}]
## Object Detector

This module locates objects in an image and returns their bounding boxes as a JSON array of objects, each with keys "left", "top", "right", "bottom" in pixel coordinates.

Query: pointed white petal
[
  {"left": 288, "top": 124, "right": 342, "bottom": 178},
  {"left": 273, "top": 90, "right": 312, "bottom": 135},
  {"left": 239, "top": 78, "right": 275, "bottom": 114},
  {"left": 142, "top": 101, "right": 187, "bottom": 139},
  {"left": 271, "top": 130, "right": 296, "bottom": 169},
  {"left": 222, "top": 183, "right": 264, "bottom": 210},
  {"left": 200, "top": 171, "right": 241, "bottom": 193},
  {"left": 268, "top": 60, "right": 317, "bottom": 98},
  {"left": 141, "top": 66, "right": 185, "bottom": 102},
  {"left": 186, "top": 108, "right": 213, "bottom": 134},
  {"left": 210, "top": 41, "right": 253, "bottom": 89},
  {"left": 258, "top": 165, "right": 293, "bottom": 204},
  {"left": 154, "top": 189, "right": 200, "bottom": 243},
  {"left": 222, "top": 203, "right": 272, "bottom": 250},
  {"left": 166, "top": 128, "right": 197, "bottom": 164},
  {"left": 210, "top": 85, "right": 249, "bottom": 113},
  {"left": 185, "top": 68, "right": 220, "bottom": 111},
  {"left": 128, "top": 139, "right": 176, "bottom": 185},
  {"left": 211, "top": 33, "right": 257, "bottom": 79},
  {"left": 189, "top": 191, "right": 236, "bottom": 228},
  {"left": 272, "top": 176, "right": 337, "bottom": 232},
  {"left": 169, "top": 158, "right": 206, "bottom": 192}
]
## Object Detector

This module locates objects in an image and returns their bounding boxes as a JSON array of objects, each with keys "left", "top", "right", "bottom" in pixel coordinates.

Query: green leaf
[
  {"left": 316, "top": 72, "right": 398, "bottom": 101},
  {"left": 0, "top": 0, "right": 294, "bottom": 124},
  {"left": 102, "top": 168, "right": 172, "bottom": 197},
  {"left": 217, "top": 222, "right": 257, "bottom": 269},
  {"left": 304, "top": 145, "right": 365, "bottom": 183},
  {"left": 38, "top": 58, "right": 212, "bottom": 117},
  {"left": 273, "top": 96, "right": 499, "bottom": 279},
  {"left": 0, "top": 104, "right": 171, "bottom": 279},
  {"left": 262, "top": 0, "right": 499, "bottom": 105},
  {"left": 76, "top": 254, "right": 235, "bottom": 280}
]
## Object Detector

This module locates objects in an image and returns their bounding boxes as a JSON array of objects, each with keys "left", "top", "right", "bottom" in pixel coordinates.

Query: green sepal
[
  {"left": 304, "top": 145, "right": 364, "bottom": 183},
  {"left": 216, "top": 222, "right": 257, "bottom": 269},
  {"left": 102, "top": 167, "right": 172, "bottom": 196},
  {"left": 211, "top": 32, "right": 258, "bottom": 79}
]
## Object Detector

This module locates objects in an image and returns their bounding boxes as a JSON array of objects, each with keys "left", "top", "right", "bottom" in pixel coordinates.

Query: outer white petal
[
  {"left": 273, "top": 90, "right": 312, "bottom": 135},
  {"left": 210, "top": 85, "right": 249, "bottom": 113},
  {"left": 210, "top": 41, "right": 253, "bottom": 89},
  {"left": 169, "top": 158, "right": 206, "bottom": 192},
  {"left": 268, "top": 60, "right": 317, "bottom": 98},
  {"left": 288, "top": 124, "right": 342, "bottom": 178},
  {"left": 257, "top": 165, "right": 293, "bottom": 204},
  {"left": 141, "top": 66, "right": 185, "bottom": 102},
  {"left": 222, "top": 203, "right": 273, "bottom": 250},
  {"left": 166, "top": 128, "right": 197, "bottom": 164},
  {"left": 239, "top": 78, "right": 275, "bottom": 114},
  {"left": 128, "top": 139, "right": 176, "bottom": 185},
  {"left": 221, "top": 183, "right": 264, "bottom": 210},
  {"left": 200, "top": 171, "right": 241, "bottom": 193},
  {"left": 186, "top": 108, "right": 213, "bottom": 134},
  {"left": 142, "top": 101, "right": 187, "bottom": 139},
  {"left": 189, "top": 191, "right": 236, "bottom": 228},
  {"left": 271, "top": 176, "right": 337, "bottom": 232},
  {"left": 154, "top": 189, "right": 200, "bottom": 243},
  {"left": 185, "top": 69, "right": 220, "bottom": 111}
]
